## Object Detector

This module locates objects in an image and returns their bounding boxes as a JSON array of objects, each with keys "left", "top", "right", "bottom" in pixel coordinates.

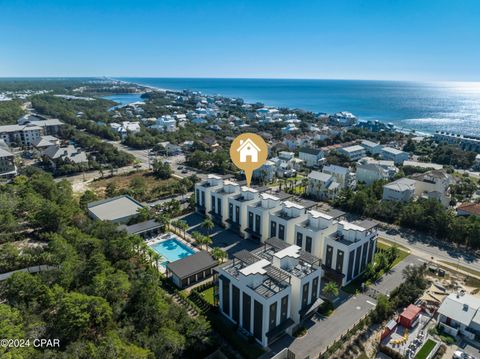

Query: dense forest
[
  {"left": 0, "top": 100, "right": 25, "bottom": 125},
  {"left": 0, "top": 171, "right": 212, "bottom": 358}
]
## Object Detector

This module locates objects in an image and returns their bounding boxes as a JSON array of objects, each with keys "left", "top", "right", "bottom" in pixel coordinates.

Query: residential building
[
  {"left": 110, "top": 121, "right": 141, "bottom": 138},
  {"left": 306, "top": 171, "right": 340, "bottom": 200},
  {"left": 209, "top": 180, "right": 241, "bottom": 227},
  {"left": 382, "top": 178, "right": 416, "bottom": 202},
  {"left": 87, "top": 195, "right": 144, "bottom": 224},
  {"left": 0, "top": 141, "right": 17, "bottom": 179},
  {"left": 321, "top": 220, "right": 377, "bottom": 286},
  {"left": 42, "top": 144, "right": 88, "bottom": 169},
  {"left": 433, "top": 131, "right": 480, "bottom": 152},
  {"left": 195, "top": 175, "right": 224, "bottom": 215},
  {"left": 0, "top": 124, "right": 43, "bottom": 147},
  {"left": 356, "top": 162, "right": 394, "bottom": 185},
  {"left": 456, "top": 202, "right": 480, "bottom": 218},
  {"left": 268, "top": 201, "right": 308, "bottom": 243},
  {"left": 381, "top": 147, "right": 409, "bottom": 165},
  {"left": 437, "top": 292, "right": 480, "bottom": 340},
  {"left": 337, "top": 145, "right": 366, "bottom": 161},
  {"left": 31, "top": 135, "right": 60, "bottom": 150},
  {"left": 361, "top": 140, "right": 383, "bottom": 155},
  {"left": 322, "top": 164, "right": 352, "bottom": 188},
  {"left": 410, "top": 170, "right": 454, "bottom": 207},
  {"left": 298, "top": 147, "right": 324, "bottom": 168},
  {"left": 151, "top": 115, "right": 177, "bottom": 132},
  {"left": 329, "top": 112, "right": 357, "bottom": 126},
  {"left": 227, "top": 186, "right": 262, "bottom": 238},
  {"left": 253, "top": 160, "right": 276, "bottom": 183},
  {"left": 216, "top": 239, "right": 323, "bottom": 347},
  {"left": 245, "top": 193, "right": 283, "bottom": 242}
]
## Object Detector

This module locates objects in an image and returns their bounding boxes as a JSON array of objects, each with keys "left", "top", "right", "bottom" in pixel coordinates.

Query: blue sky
[{"left": 1, "top": 0, "right": 479, "bottom": 81}]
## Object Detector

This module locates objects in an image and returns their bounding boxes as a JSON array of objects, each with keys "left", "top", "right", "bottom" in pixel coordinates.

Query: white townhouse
[
  {"left": 216, "top": 240, "right": 323, "bottom": 347},
  {"left": 361, "top": 140, "right": 383, "bottom": 155},
  {"left": 380, "top": 146, "right": 409, "bottom": 165},
  {"left": 268, "top": 201, "right": 308, "bottom": 244},
  {"left": 195, "top": 175, "right": 224, "bottom": 216},
  {"left": 337, "top": 145, "right": 366, "bottom": 161},
  {"left": 356, "top": 163, "right": 392, "bottom": 185},
  {"left": 151, "top": 115, "right": 177, "bottom": 132},
  {"left": 321, "top": 220, "right": 377, "bottom": 286},
  {"left": 437, "top": 292, "right": 480, "bottom": 340},
  {"left": 245, "top": 193, "right": 283, "bottom": 242},
  {"left": 298, "top": 147, "right": 325, "bottom": 168},
  {"left": 209, "top": 180, "right": 241, "bottom": 227},
  {"left": 227, "top": 187, "right": 262, "bottom": 238}
]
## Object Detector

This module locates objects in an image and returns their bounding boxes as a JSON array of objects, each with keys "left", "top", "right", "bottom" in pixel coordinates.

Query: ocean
[{"left": 116, "top": 78, "right": 480, "bottom": 136}]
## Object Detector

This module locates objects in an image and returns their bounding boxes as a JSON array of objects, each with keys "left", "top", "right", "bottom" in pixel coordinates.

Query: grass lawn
[
  {"left": 377, "top": 239, "right": 410, "bottom": 267},
  {"left": 414, "top": 339, "right": 436, "bottom": 359},
  {"left": 357, "top": 353, "right": 369, "bottom": 359},
  {"left": 200, "top": 287, "right": 215, "bottom": 305}
]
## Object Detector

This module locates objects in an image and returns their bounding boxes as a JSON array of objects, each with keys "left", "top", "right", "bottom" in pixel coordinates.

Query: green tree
[
  {"left": 212, "top": 247, "right": 227, "bottom": 263},
  {"left": 322, "top": 282, "right": 339, "bottom": 298},
  {"left": 202, "top": 217, "right": 215, "bottom": 234}
]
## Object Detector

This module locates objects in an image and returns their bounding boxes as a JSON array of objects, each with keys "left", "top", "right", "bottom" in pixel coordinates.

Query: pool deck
[{"left": 147, "top": 232, "right": 199, "bottom": 273}]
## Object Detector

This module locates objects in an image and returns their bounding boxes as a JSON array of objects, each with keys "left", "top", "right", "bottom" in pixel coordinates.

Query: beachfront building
[
  {"left": 298, "top": 147, "right": 324, "bottom": 168},
  {"left": 216, "top": 240, "right": 323, "bottom": 347},
  {"left": 337, "top": 145, "right": 366, "bottom": 161},
  {"left": 433, "top": 131, "right": 480, "bottom": 152},
  {"left": 380, "top": 147, "right": 409, "bottom": 165}
]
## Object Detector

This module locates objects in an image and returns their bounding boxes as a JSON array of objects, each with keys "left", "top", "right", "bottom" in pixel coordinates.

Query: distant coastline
[{"left": 113, "top": 77, "right": 480, "bottom": 137}]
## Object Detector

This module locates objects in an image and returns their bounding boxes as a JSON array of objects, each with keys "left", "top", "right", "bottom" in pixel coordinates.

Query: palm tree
[
  {"left": 212, "top": 247, "right": 227, "bottom": 263},
  {"left": 202, "top": 235, "right": 213, "bottom": 251},
  {"left": 322, "top": 282, "right": 339, "bottom": 298},
  {"left": 157, "top": 213, "right": 171, "bottom": 231},
  {"left": 202, "top": 217, "right": 215, "bottom": 234},
  {"left": 176, "top": 219, "right": 189, "bottom": 238}
]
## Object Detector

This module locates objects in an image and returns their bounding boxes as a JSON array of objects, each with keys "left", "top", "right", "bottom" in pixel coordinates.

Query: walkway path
[{"left": 0, "top": 265, "right": 56, "bottom": 281}]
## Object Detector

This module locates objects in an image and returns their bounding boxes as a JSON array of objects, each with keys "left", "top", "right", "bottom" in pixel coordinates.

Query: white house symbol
[{"left": 237, "top": 138, "right": 261, "bottom": 163}]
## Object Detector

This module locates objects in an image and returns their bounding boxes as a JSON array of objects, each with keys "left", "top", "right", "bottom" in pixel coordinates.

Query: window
[
  {"left": 269, "top": 302, "right": 277, "bottom": 330},
  {"left": 296, "top": 232, "right": 303, "bottom": 247},
  {"left": 196, "top": 189, "right": 200, "bottom": 204},
  {"left": 217, "top": 198, "right": 222, "bottom": 214},
  {"left": 229, "top": 203, "right": 233, "bottom": 220},
  {"left": 278, "top": 224, "right": 285, "bottom": 240},
  {"left": 255, "top": 214, "right": 261, "bottom": 234},
  {"left": 242, "top": 293, "right": 251, "bottom": 332},
  {"left": 248, "top": 212, "right": 254, "bottom": 230},
  {"left": 211, "top": 195, "right": 215, "bottom": 211},
  {"left": 325, "top": 245, "right": 333, "bottom": 268},
  {"left": 232, "top": 285, "right": 240, "bottom": 323},
  {"left": 221, "top": 278, "right": 230, "bottom": 316},
  {"left": 311, "top": 277, "right": 319, "bottom": 302},
  {"left": 235, "top": 206, "right": 240, "bottom": 224},
  {"left": 347, "top": 251, "right": 355, "bottom": 281},
  {"left": 270, "top": 221, "right": 277, "bottom": 238},
  {"left": 253, "top": 300, "right": 263, "bottom": 341},
  {"left": 301, "top": 282, "right": 309, "bottom": 308},
  {"left": 306, "top": 236, "right": 312, "bottom": 253},
  {"left": 280, "top": 295, "right": 288, "bottom": 322},
  {"left": 336, "top": 250, "right": 344, "bottom": 272}
]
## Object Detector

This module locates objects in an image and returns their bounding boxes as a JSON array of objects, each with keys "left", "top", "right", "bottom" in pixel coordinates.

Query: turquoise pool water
[{"left": 150, "top": 237, "right": 195, "bottom": 266}]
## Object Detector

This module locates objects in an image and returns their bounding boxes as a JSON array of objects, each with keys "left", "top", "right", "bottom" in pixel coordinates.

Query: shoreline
[{"left": 110, "top": 77, "right": 436, "bottom": 137}]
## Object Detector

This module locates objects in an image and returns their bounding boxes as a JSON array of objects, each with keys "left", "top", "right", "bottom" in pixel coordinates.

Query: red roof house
[{"left": 399, "top": 304, "right": 422, "bottom": 328}]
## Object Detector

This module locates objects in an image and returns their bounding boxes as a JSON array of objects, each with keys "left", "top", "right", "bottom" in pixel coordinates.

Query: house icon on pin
[{"left": 237, "top": 138, "right": 261, "bottom": 163}]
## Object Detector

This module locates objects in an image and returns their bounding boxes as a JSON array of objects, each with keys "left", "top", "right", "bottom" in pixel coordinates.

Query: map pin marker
[{"left": 230, "top": 133, "right": 268, "bottom": 187}]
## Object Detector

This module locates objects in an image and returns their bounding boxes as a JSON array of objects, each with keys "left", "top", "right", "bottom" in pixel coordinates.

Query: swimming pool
[{"left": 150, "top": 237, "right": 195, "bottom": 266}]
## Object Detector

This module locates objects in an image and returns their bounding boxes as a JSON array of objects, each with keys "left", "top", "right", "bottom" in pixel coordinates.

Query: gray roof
[
  {"left": 43, "top": 145, "right": 88, "bottom": 163},
  {"left": 167, "top": 251, "right": 217, "bottom": 279},
  {"left": 438, "top": 293, "right": 480, "bottom": 327},
  {"left": 308, "top": 171, "right": 332, "bottom": 182},
  {"left": 299, "top": 147, "right": 323, "bottom": 155},
  {"left": 87, "top": 195, "right": 144, "bottom": 221},
  {"left": 0, "top": 147, "right": 13, "bottom": 158},
  {"left": 384, "top": 178, "right": 416, "bottom": 191},
  {"left": 121, "top": 219, "right": 162, "bottom": 234}
]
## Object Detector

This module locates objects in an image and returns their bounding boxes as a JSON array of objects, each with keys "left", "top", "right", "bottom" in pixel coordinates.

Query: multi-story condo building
[
  {"left": 269, "top": 201, "right": 308, "bottom": 244},
  {"left": 380, "top": 146, "right": 409, "bottom": 165},
  {"left": 216, "top": 239, "right": 323, "bottom": 347},
  {"left": 209, "top": 180, "right": 241, "bottom": 227},
  {"left": 337, "top": 145, "right": 366, "bottom": 161},
  {"left": 433, "top": 131, "right": 480, "bottom": 152},
  {"left": 196, "top": 179, "right": 378, "bottom": 287},
  {"left": 0, "top": 119, "right": 64, "bottom": 147},
  {"left": 195, "top": 174, "right": 224, "bottom": 215},
  {"left": 0, "top": 143, "right": 17, "bottom": 180},
  {"left": 321, "top": 220, "right": 377, "bottom": 286}
]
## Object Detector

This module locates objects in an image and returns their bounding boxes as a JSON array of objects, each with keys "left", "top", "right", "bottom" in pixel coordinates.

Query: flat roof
[
  {"left": 121, "top": 219, "right": 162, "bottom": 234},
  {"left": 167, "top": 251, "right": 217, "bottom": 279},
  {"left": 87, "top": 195, "right": 144, "bottom": 221}
]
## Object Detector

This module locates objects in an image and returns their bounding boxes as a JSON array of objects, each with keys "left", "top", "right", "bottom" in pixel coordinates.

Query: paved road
[
  {"left": 378, "top": 228, "right": 480, "bottom": 273},
  {"left": 0, "top": 265, "right": 56, "bottom": 281}
]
